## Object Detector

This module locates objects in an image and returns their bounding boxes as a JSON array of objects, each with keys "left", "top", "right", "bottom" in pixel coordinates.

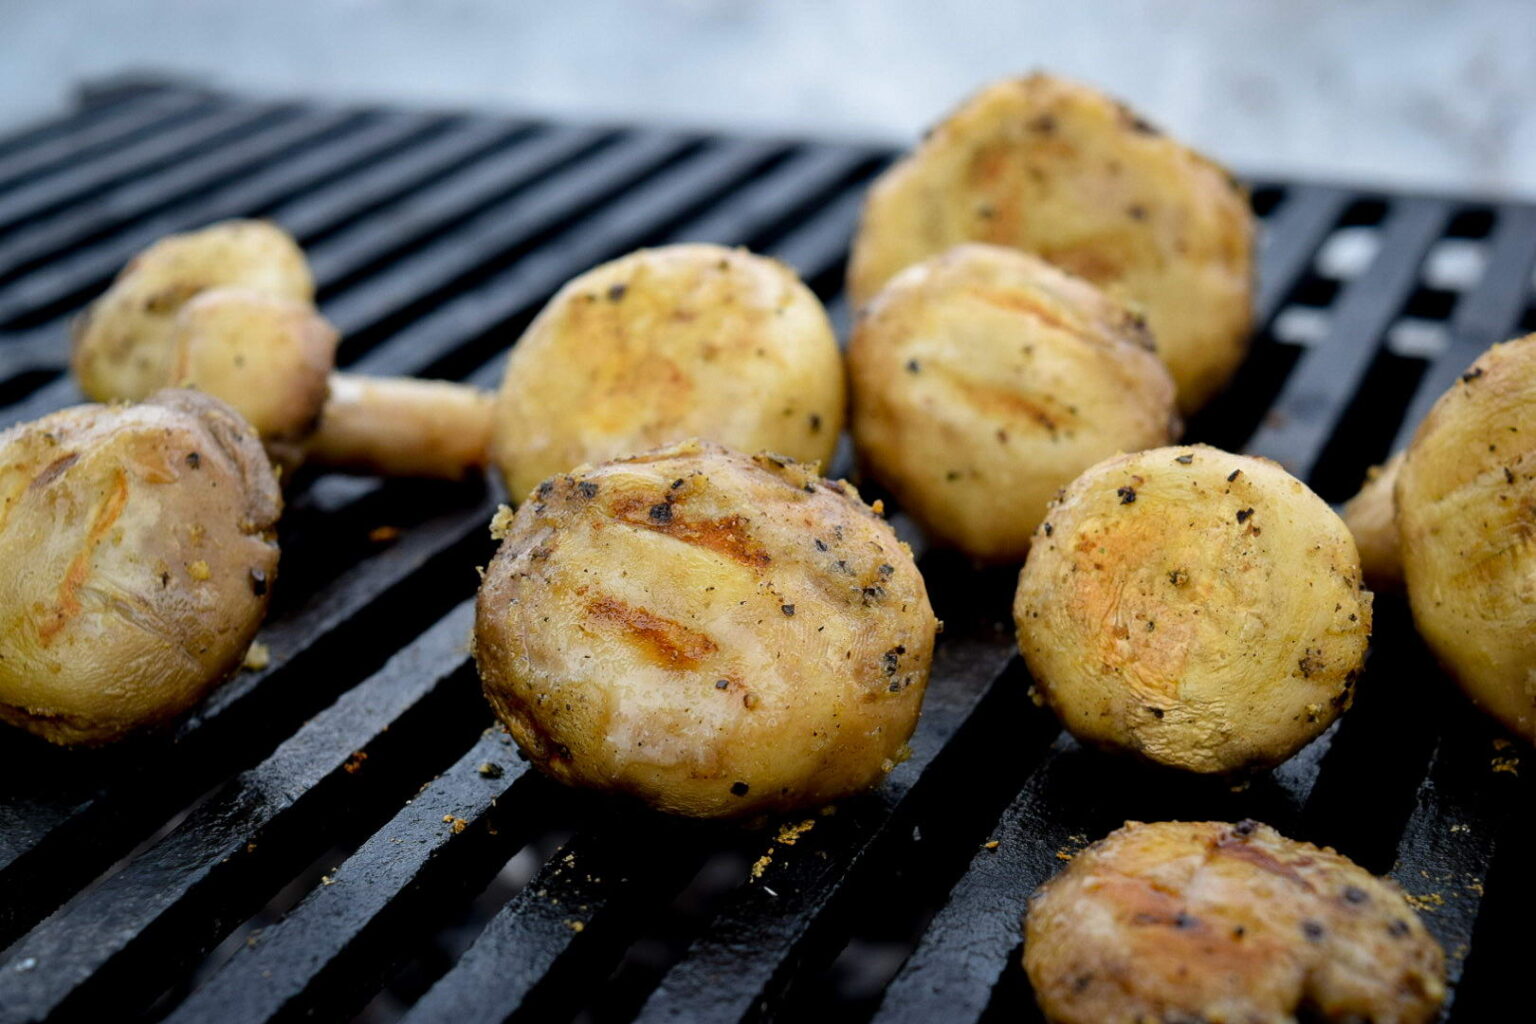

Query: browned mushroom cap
[
  {"left": 0, "top": 389, "right": 281, "bottom": 745},
  {"left": 848, "top": 243, "right": 1179, "bottom": 561},
  {"left": 1024, "top": 820, "right": 1445, "bottom": 1024},
  {"left": 490, "top": 244, "right": 844, "bottom": 501},
  {"left": 1014, "top": 446, "right": 1371, "bottom": 773},
  {"left": 1397, "top": 332, "right": 1536, "bottom": 742},
  {"left": 849, "top": 72, "right": 1255, "bottom": 413},
  {"left": 473, "top": 440, "right": 935, "bottom": 818}
]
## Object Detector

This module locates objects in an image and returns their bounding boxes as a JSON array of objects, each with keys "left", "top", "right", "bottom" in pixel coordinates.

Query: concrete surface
[{"left": 2, "top": 0, "right": 1535, "bottom": 198}]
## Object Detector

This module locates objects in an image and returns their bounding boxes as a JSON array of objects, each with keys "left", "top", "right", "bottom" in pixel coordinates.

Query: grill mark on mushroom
[
  {"left": 585, "top": 595, "right": 719, "bottom": 669},
  {"left": 38, "top": 467, "right": 129, "bottom": 643}
]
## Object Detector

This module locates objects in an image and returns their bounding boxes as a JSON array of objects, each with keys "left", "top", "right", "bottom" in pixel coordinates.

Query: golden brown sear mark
[
  {"left": 586, "top": 596, "right": 718, "bottom": 669},
  {"left": 39, "top": 467, "right": 129, "bottom": 643},
  {"left": 613, "top": 497, "right": 772, "bottom": 567}
]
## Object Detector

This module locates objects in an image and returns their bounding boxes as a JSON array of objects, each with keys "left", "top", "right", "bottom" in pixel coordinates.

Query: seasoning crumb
[
  {"left": 566, "top": 919, "right": 585, "bottom": 932},
  {"left": 242, "top": 641, "right": 271, "bottom": 671},
  {"left": 489, "top": 504, "right": 516, "bottom": 540},
  {"left": 984, "top": 840, "right": 1001, "bottom": 851},
  {"left": 343, "top": 750, "right": 368, "bottom": 774},
  {"left": 443, "top": 815, "right": 469, "bottom": 834},
  {"left": 776, "top": 819, "right": 816, "bottom": 846},
  {"left": 750, "top": 853, "right": 773, "bottom": 880},
  {"left": 477, "top": 761, "right": 504, "bottom": 779},
  {"left": 369, "top": 525, "right": 402, "bottom": 543}
]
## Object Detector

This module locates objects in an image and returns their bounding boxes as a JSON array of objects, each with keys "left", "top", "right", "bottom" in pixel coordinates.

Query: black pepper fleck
[
  {"left": 715, "top": 679, "right": 730, "bottom": 689},
  {"left": 607, "top": 282, "right": 628, "bottom": 301},
  {"left": 809, "top": 413, "right": 822, "bottom": 433},
  {"left": 1236, "top": 508, "right": 1255, "bottom": 523},
  {"left": 730, "top": 781, "right": 750, "bottom": 796},
  {"left": 1302, "top": 920, "right": 1325, "bottom": 941},
  {"left": 1462, "top": 367, "right": 1485, "bottom": 383},
  {"left": 1343, "top": 885, "right": 1369, "bottom": 905},
  {"left": 1227, "top": 469, "right": 1242, "bottom": 482},
  {"left": 649, "top": 502, "right": 673, "bottom": 523},
  {"left": 781, "top": 604, "right": 796, "bottom": 616},
  {"left": 905, "top": 359, "right": 921, "bottom": 374},
  {"left": 1117, "top": 486, "right": 1137, "bottom": 504},
  {"left": 1175, "top": 453, "right": 1194, "bottom": 464},
  {"left": 576, "top": 481, "right": 598, "bottom": 498},
  {"left": 185, "top": 451, "right": 201, "bottom": 469},
  {"left": 1388, "top": 919, "right": 1411, "bottom": 937}
]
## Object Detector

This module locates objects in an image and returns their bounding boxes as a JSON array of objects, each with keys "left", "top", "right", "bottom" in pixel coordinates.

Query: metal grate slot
[{"left": 0, "top": 81, "right": 1531, "bottom": 1024}]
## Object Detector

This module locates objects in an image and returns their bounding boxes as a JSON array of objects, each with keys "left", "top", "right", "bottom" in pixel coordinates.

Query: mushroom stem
[{"left": 306, "top": 373, "right": 493, "bottom": 481}]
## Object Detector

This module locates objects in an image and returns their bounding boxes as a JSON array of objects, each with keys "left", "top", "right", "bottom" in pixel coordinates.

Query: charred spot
[
  {"left": 1147, "top": 706, "right": 1164, "bottom": 718},
  {"left": 1029, "top": 113, "right": 1057, "bottom": 134},
  {"left": 905, "top": 359, "right": 921, "bottom": 374},
  {"left": 862, "top": 585, "right": 886, "bottom": 602},
  {"left": 649, "top": 502, "right": 674, "bottom": 523},
  {"left": 1126, "top": 204, "right": 1147, "bottom": 221},
  {"left": 808, "top": 413, "right": 822, "bottom": 433},
  {"left": 1298, "top": 656, "right": 1322, "bottom": 678},
  {"left": 576, "top": 481, "right": 599, "bottom": 499},
  {"left": 671, "top": 478, "right": 685, "bottom": 490},
  {"left": 537, "top": 480, "right": 555, "bottom": 499},
  {"left": 1301, "top": 920, "right": 1325, "bottom": 941},
  {"left": 1236, "top": 508, "right": 1255, "bottom": 524},
  {"left": 1343, "top": 885, "right": 1369, "bottom": 905},
  {"left": 781, "top": 604, "right": 796, "bottom": 617},
  {"left": 1462, "top": 367, "right": 1485, "bottom": 383},
  {"left": 1168, "top": 569, "right": 1188, "bottom": 587},
  {"left": 1388, "top": 919, "right": 1411, "bottom": 938},
  {"left": 730, "top": 781, "right": 750, "bottom": 796},
  {"left": 607, "top": 282, "right": 628, "bottom": 302},
  {"left": 1232, "top": 819, "right": 1258, "bottom": 837},
  {"left": 878, "top": 563, "right": 894, "bottom": 576},
  {"left": 883, "top": 646, "right": 904, "bottom": 675},
  {"left": 1117, "top": 486, "right": 1137, "bottom": 504},
  {"left": 1505, "top": 467, "right": 1516, "bottom": 485},
  {"left": 186, "top": 451, "right": 201, "bottom": 469},
  {"left": 1227, "top": 469, "right": 1242, "bottom": 482},
  {"left": 814, "top": 538, "right": 828, "bottom": 552},
  {"left": 249, "top": 568, "right": 268, "bottom": 597}
]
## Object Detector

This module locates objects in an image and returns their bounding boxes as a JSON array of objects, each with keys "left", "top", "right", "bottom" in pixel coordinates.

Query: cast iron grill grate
[{"left": 0, "top": 78, "right": 1530, "bottom": 1024}]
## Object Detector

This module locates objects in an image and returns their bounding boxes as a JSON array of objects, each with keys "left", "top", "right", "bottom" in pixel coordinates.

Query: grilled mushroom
[
  {"left": 473, "top": 440, "right": 936, "bottom": 817},
  {"left": 1397, "top": 332, "right": 1536, "bottom": 742},
  {"left": 1014, "top": 445, "right": 1371, "bottom": 772},
  {"left": 1024, "top": 820, "right": 1446, "bottom": 1023},
  {"left": 0, "top": 390, "right": 280, "bottom": 745},
  {"left": 848, "top": 243, "right": 1178, "bottom": 561},
  {"left": 490, "top": 244, "right": 844, "bottom": 502},
  {"left": 848, "top": 72, "right": 1255, "bottom": 413},
  {"left": 72, "top": 220, "right": 492, "bottom": 479}
]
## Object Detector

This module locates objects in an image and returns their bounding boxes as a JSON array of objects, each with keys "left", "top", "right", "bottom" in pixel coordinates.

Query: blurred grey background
[{"left": 3, "top": 0, "right": 1535, "bottom": 197}]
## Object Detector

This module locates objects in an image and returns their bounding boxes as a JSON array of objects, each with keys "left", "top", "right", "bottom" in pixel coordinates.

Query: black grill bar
[
  {"left": 0, "top": 91, "right": 212, "bottom": 196},
  {"left": 0, "top": 84, "right": 1532, "bottom": 1023},
  {"left": 1392, "top": 203, "right": 1536, "bottom": 452},
  {"left": 0, "top": 100, "right": 288, "bottom": 237},
  {"left": 0, "top": 110, "right": 448, "bottom": 292},
  {"left": 1245, "top": 197, "right": 1452, "bottom": 484},
  {"left": 0, "top": 107, "right": 376, "bottom": 325},
  {"left": 0, "top": 603, "right": 482, "bottom": 1023}
]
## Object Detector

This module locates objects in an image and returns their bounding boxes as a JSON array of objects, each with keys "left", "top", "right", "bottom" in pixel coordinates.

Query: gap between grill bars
[{"left": 0, "top": 80, "right": 1532, "bottom": 1024}]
